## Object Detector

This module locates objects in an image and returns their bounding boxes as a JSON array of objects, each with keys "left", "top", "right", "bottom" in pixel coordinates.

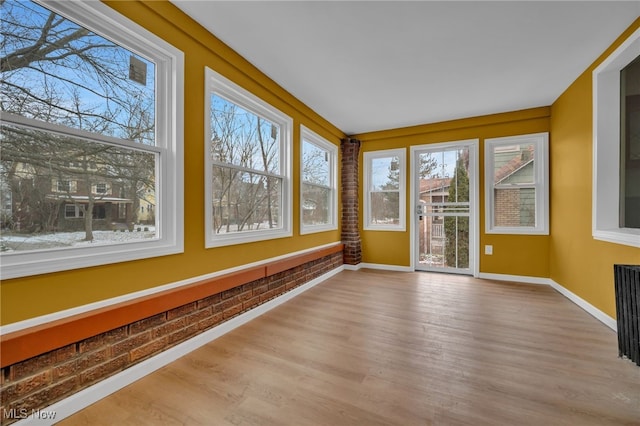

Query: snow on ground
[{"left": 0, "top": 227, "right": 156, "bottom": 252}]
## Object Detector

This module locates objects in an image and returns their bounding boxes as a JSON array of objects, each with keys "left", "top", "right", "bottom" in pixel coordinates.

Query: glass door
[{"left": 415, "top": 143, "right": 475, "bottom": 274}]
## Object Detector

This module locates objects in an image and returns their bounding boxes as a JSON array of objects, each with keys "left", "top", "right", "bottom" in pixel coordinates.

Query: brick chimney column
[{"left": 341, "top": 137, "right": 362, "bottom": 265}]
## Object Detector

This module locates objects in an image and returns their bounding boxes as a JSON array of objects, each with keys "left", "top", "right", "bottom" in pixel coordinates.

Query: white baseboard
[
  {"left": 13, "top": 266, "right": 344, "bottom": 426},
  {"left": 359, "top": 263, "right": 413, "bottom": 272},
  {"left": 548, "top": 279, "right": 617, "bottom": 332},
  {"left": 478, "top": 272, "right": 553, "bottom": 286},
  {"left": 478, "top": 272, "right": 616, "bottom": 332}
]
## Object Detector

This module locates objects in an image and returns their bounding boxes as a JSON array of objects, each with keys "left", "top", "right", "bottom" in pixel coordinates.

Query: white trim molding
[
  {"left": 477, "top": 272, "right": 552, "bottom": 286},
  {"left": 204, "top": 66, "right": 293, "bottom": 248},
  {"left": 592, "top": 27, "right": 640, "bottom": 248},
  {"left": 300, "top": 125, "right": 338, "bottom": 235},
  {"left": 484, "top": 132, "right": 549, "bottom": 236},
  {"left": 363, "top": 148, "right": 407, "bottom": 231},
  {"left": 359, "top": 263, "right": 413, "bottom": 272}
]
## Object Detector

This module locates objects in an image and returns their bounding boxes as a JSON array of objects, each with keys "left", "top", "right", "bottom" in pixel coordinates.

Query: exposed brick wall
[
  {"left": 0, "top": 251, "right": 343, "bottom": 425},
  {"left": 341, "top": 138, "right": 362, "bottom": 265}
]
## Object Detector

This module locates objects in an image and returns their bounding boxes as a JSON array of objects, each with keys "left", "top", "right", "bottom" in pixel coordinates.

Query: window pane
[
  {"left": 302, "top": 141, "right": 329, "bottom": 186},
  {"left": 494, "top": 188, "right": 535, "bottom": 227},
  {"left": 210, "top": 95, "right": 280, "bottom": 174},
  {"left": 371, "top": 156, "right": 400, "bottom": 190},
  {"left": 211, "top": 165, "right": 282, "bottom": 234},
  {"left": 493, "top": 144, "right": 535, "bottom": 184},
  {"left": 621, "top": 55, "right": 640, "bottom": 229},
  {"left": 370, "top": 191, "right": 399, "bottom": 225},
  {"left": 302, "top": 183, "right": 330, "bottom": 226},
  {"left": 1, "top": 0, "right": 156, "bottom": 145},
  {"left": 0, "top": 124, "right": 157, "bottom": 252}
]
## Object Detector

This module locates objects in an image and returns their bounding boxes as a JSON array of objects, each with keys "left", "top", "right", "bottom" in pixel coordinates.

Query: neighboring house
[
  {"left": 493, "top": 144, "right": 535, "bottom": 227},
  {"left": 2, "top": 162, "right": 135, "bottom": 233},
  {"left": 418, "top": 177, "right": 451, "bottom": 260},
  {"left": 137, "top": 185, "right": 156, "bottom": 225}
]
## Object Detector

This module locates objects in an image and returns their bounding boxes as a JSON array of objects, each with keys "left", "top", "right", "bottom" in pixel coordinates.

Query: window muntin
[
  {"left": 300, "top": 126, "right": 337, "bottom": 234},
  {"left": 485, "top": 133, "right": 549, "bottom": 235},
  {"left": 364, "top": 148, "right": 406, "bottom": 231},
  {"left": 0, "top": 0, "right": 184, "bottom": 279},
  {"left": 205, "top": 67, "right": 292, "bottom": 247},
  {"left": 593, "top": 27, "right": 640, "bottom": 247}
]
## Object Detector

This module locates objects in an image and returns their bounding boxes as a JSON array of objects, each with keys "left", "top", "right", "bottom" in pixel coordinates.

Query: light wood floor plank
[{"left": 60, "top": 270, "right": 640, "bottom": 425}]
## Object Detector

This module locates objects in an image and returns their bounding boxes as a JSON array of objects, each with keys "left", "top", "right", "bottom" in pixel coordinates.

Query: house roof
[
  {"left": 494, "top": 146, "right": 534, "bottom": 184},
  {"left": 171, "top": 1, "right": 640, "bottom": 135},
  {"left": 420, "top": 177, "right": 451, "bottom": 194}
]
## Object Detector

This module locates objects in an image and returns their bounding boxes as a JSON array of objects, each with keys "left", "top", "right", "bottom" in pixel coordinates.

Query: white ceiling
[{"left": 171, "top": 1, "right": 640, "bottom": 135}]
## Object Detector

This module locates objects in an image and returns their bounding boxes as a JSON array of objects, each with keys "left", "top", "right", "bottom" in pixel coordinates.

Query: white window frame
[
  {"left": 0, "top": 0, "right": 184, "bottom": 280},
  {"left": 485, "top": 132, "right": 549, "bottom": 235},
  {"left": 204, "top": 67, "right": 292, "bottom": 248},
  {"left": 593, "top": 27, "right": 640, "bottom": 248},
  {"left": 364, "top": 148, "right": 406, "bottom": 231},
  {"left": 300, "top": 126, "right": 338, "bottom": 235}
]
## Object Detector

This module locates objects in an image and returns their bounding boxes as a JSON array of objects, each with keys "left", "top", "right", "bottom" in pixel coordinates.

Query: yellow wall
[
  {"left": 355, "top": 108, "right": 551, "bottom": 276},
  {"left": 0, "top": 1, "right": 345, "bottom": 325},
  {"left": 549, "top": 18, "right": 640, "bottom": 318}
]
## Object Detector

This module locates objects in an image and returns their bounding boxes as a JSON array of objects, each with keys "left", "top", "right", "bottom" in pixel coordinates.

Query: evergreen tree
[{"left": 444, "top": 154, "right": 469, "bottom": 268}]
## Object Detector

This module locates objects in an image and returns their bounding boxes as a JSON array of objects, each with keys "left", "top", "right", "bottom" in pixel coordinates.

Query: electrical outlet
[{"left": 485, "top": 245, "right": 493, "bottom": 255}]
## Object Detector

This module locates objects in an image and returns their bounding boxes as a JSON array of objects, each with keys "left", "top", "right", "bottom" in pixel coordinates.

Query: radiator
[{"left": 614, "top": 264, "right": 640, "bottom": 366}]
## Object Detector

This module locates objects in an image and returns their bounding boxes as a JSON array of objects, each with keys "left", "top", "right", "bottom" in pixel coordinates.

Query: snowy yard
[{"left": 0, "top": 227, "right": 156, "bottom": 252}]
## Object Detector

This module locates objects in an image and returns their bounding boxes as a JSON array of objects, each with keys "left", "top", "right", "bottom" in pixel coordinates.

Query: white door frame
[{"left": 409, "top": 139, "right": 479, "bottom": 277}]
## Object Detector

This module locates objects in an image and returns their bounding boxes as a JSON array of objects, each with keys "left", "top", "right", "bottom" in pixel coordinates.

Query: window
[
  {"left": 300, "top": 126, "right": 337, "bottom": 234},
  {"left": 92, "top": 183, "right": 110, "bottom": 195},
  {"left": 0, "top": 0, "right": 184, "bottom": 279},
  {"left": 53, "top": 180, "right": 77, "bottom": 194},
  {"left": 65, "top": 205, "right": 84, "bottom": 219},
  {"left": 364, "top": 148, "right": 406, "bottom": 231},
  {"left": 593, "top": 27, "right": 640, "bottom": 247},
  {"left": 205, "top": 67, "right": 292, "bottom": 247},
  {"left": 485, "top": 133, "right": 549, "bottom": 235}
]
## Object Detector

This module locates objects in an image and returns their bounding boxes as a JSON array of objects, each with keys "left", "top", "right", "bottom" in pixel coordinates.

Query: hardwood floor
[{"left": 60, "top": 270, "right": 640, "bottom": 425}]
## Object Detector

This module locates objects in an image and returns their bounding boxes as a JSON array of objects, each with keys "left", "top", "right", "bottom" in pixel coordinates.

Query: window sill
[
  {"left": 205, "top": 228, "right": 292, "bottom": 248},
  {"left": 485, "top": 227, "right": 549, "bottom": 236},
  {"left": 593, "top": 228, "right": 640, "bottom": 248},
  {"left": 363, "top": 225, "right": 406, "bottom": 232},
  {"left": 300, "top": 224, "right": 338, "bottom": 235}
]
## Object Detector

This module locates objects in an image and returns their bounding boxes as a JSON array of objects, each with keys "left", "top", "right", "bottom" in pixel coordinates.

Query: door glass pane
[
  {"left": 417, "top": 147, "right": 470, "bottom": 271},
  {"left": 444, "top": 216, "right": 469, "bottom": 269}
]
